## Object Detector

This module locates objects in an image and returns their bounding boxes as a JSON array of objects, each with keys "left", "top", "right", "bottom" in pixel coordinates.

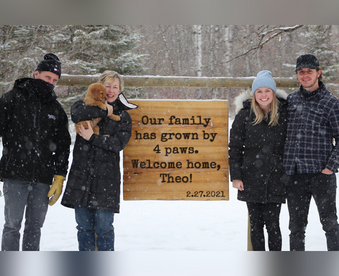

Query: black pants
[
  {"left": 246, "top": 202, "right": 282, "bottom": 251},
  {"left": 287, "top": 173, "right": 339, "bottom": 251}
]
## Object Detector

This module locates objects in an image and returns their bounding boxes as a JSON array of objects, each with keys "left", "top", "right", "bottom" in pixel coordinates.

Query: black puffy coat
[
  {"left": 228, "top": 90, "right": 288, "bottom": 204},
  {"left": 0, "top": 78, "right": 71, "bottom": 184},
  {"left": 61, "top": 98, "right": 133, "bottom": 212}
]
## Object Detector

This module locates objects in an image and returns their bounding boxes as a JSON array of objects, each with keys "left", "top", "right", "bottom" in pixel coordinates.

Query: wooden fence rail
[{"left": 57, "top": 74, "right": 300, "bottom": 88}]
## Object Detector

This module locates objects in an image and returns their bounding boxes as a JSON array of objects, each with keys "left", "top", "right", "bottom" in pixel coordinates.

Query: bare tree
[
  {"left": 224, "top": 26, "right": 232, "bottom": 77},
  {"left": 225, "top": 25, "right": 304, "bottom": 63},
  {"left": 193, "top": 25, "right": 202, "bottom": 77}
]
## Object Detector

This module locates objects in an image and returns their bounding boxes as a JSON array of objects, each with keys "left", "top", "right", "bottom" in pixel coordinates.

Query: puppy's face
[{"left": 88, "top": 83, "right": 107, "bottom": 102}]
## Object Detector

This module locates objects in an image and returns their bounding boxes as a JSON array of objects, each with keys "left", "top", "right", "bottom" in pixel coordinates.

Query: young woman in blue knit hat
[{"left": 229, "top": 70, "right": 288, "bottom": 251}]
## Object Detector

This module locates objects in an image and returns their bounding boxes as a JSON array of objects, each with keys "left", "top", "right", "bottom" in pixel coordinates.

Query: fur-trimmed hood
[{"left": 234, "top": 89, "right": 289, "bottom": 115}]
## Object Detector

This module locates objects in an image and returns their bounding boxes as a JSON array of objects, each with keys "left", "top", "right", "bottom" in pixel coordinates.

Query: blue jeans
[
  {"left": 1, "top": 179, "right": 50, "bottom": 251},
  {"left": 74, "top": 205, "right": 115, "bottom": 251}
]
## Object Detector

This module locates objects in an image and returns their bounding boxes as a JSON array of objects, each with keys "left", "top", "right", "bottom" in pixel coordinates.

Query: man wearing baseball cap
[
  {"left": 283, "top": 54, "right": 339, "bottom": 250},
  {"left": 0, "top": 53, "right": 71, "bottom": 250}
]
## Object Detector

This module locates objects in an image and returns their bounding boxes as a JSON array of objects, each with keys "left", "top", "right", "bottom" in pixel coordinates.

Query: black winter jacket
[
  {"left": 61, "top": 97, "right": 133, "bottom": 212},
  {"left": 0, "top": 78, "right": 71, "bottom": 184},
  {"left": 229, "top": 90, "right": 288, "bottom": 204}
]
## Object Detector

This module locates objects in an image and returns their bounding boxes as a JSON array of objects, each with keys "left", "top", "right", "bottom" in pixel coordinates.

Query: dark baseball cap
[{"left": 295, "top": 54, "right": 319, "bottom": 71}]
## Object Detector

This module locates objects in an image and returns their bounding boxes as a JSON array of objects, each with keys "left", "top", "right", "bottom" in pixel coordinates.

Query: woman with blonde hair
[
  {"left": 62, "top": 70, "right": 137, "bottom": 251},
  {"left": 229, "top": 70, "right": 288, "bottom": 251}
]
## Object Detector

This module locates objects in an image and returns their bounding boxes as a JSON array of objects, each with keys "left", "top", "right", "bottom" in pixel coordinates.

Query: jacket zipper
[{"left": 32, "top": 102, "right": 42, "bottom": 182}]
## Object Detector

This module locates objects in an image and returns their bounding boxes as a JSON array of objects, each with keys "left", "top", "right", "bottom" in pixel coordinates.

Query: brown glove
[{"left": 47, "top": 175, "right": 65, "bottom": 206}]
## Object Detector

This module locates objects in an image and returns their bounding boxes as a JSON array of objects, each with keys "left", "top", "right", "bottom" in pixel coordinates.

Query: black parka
[
  {"left": 61, "top": 97, "right": 133, "bottom": 212},
  {"left": 0, "top": 78, "right": 71, "bottom": 184},
  {"left": 228, "top": 90, "right": 288, "bottom": 204}
]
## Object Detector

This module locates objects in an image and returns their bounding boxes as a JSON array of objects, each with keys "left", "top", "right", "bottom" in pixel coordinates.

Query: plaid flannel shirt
[{"left": 283, "top": 83, "right": 339, "bottom": 175}]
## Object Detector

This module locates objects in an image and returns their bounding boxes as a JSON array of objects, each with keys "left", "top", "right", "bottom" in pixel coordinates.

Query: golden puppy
[{"left": 75, "top": 83, "right": 120, "bottom": 135}]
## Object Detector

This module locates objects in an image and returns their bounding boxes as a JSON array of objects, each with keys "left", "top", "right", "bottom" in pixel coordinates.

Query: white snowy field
[
  {"left": 0, "top": 121, "right": 339, "bottom": 276},
  {"left": 18, "top": 176, "right": 332, "bottom": 252}
]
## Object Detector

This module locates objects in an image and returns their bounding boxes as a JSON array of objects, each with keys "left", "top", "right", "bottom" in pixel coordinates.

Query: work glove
[{"left": 48, "top": 175, "right": 65, "bottom": 206}]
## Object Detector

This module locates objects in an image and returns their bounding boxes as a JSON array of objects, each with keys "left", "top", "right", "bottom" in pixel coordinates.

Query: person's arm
[
  {"left": 48, "top": 105, "right": 71, "bottom": 206},
  {"left": 71, "top": 100, "right": 109, "bottom": 123},
  {"left": 53, "top": 105, "right": 71, "bottom": 177},
  {"left": 83, "top": 103, "right": 113, "bottom": 128},
  {"left": 0, "top": 90, "right": 13, "bottom": 136},
  {"left": 325, "top": 100, "right": 339, "bottom": 173},
  {"left": 229, "top": 110, "right": 247, "bottom": 182},
  {"left": 83, "top": 111, "right": 132, "bottom": 154}
]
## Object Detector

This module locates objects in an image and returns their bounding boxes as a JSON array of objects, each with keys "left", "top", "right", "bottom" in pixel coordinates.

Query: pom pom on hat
[
  {"left": 36, "top": 53, "right": 61, "bottom": 78},
  {"left": 252, "top": 70, "right": 276, "bottom": 95}
]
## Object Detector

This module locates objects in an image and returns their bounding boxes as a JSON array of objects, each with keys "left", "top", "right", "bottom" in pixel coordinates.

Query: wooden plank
[
  {"left": 123, "top": 100, "right": 229, "bottom": 200},
  {"left": 57, "top": 74, "right": 300, "bottom": 88}
]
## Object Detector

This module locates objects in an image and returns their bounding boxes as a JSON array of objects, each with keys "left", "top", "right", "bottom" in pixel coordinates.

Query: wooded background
[{"left": 1, "top": 25, "right": 338, "bottom": 115}]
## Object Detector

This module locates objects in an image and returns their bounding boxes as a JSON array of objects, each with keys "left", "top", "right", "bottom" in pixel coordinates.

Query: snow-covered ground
[
  {"left": 0, "top": 120, "right": 337, "bottom": 276},
  {"left": 32, "top": 178, "right": 329, "bottom": 252}
]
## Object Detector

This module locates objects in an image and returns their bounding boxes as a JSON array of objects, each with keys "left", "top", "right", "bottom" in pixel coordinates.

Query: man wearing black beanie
[
  {"left": 35, "top": 53, "right": 62, "bottom": 80},
  {"left": 0, "top": 53, "right": 71, "bottom": 251}
]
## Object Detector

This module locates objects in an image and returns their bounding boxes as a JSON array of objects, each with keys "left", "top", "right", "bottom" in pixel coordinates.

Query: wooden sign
[{"left": 123, "top": 100, "right": 229, "bottom": 200}]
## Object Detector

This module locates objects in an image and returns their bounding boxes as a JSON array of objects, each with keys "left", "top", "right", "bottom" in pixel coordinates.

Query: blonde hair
[
  {"left": 251, "top": 92, "right": 280, "bottom": 126},
  {"left": 98, "top": 70, "right": 124, "bottom": 92}
]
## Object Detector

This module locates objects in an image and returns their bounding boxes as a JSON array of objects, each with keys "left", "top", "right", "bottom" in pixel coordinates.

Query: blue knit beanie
[{"left": 251, "top": 70, "right": 276, "bottom": 95}]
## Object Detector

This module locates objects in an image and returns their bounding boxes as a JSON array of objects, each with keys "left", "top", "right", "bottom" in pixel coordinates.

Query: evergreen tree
[
  {"left": 60, "top": 25, "right": 146, "bottom": 75},
  {"left": 0, "top": 25, "right": 146, "bottom": 95},
  {"left": 298, "top": 25, "right": 339, "bottom": 83},
  {"left": 0, "top": 25, "right": 54, "bottom": 85}
]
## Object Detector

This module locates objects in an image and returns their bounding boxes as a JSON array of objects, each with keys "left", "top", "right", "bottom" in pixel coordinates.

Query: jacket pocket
[
  {"left": 310, "top": 108, "right": 325, "bottom": 124},
  {"left": 94, "top": 148, "right": 117, "bottom": 164}
]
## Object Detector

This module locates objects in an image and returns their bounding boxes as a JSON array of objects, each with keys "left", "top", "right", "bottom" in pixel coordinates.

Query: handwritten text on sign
[{"left": 123, "top": 100, "right": 229, "bottom": 200}]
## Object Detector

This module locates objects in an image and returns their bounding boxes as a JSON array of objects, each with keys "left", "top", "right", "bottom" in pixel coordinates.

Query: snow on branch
[{"left": 225, "top": 25, "right": 304, "bottom": 63}]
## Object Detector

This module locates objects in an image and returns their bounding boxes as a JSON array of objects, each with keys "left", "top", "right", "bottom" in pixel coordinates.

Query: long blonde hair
[{"left": 251, "top": 92, "right": 280, "bottom": 126}]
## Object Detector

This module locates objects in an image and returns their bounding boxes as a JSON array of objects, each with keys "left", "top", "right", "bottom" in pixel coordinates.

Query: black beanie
[{"left": 36, "top": 53, "right": 61, "bottom": 78}]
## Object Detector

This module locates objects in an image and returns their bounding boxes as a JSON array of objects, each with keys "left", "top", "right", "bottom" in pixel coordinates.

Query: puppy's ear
[{"left": 99, "top": 84, "right": 107, "bottom": 100}]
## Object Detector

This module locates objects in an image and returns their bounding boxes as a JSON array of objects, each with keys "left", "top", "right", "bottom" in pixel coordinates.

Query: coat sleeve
[
  {"left": 54, "top": 104, "right": 71, "bottom": 177},
  {"left": 0, "top": 91, "right": 13, "bottom": 136},
  {"left": 326, "top": 100, "right": 339, "bottom": 173},
  {"left": 89, "top": 111, "right": 132, "bottom": 154},
  {"left": 228, "top": 110, "right": 248, "bottom": 181},
  {"left": 71, "top": 100, "right": 108, "bottom": 123}
]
